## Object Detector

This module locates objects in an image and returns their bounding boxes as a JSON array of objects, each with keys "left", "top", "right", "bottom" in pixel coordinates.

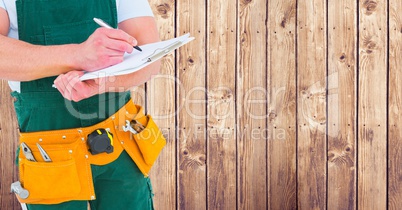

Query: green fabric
[
  {"left": 13, "top": 0, "right": 153, "bottom": 209},
  {"left": 14, "top": 0, "right": 130, "bottom": 132},
  {"left": 27, "top": 151, "right": 154, "bottom": 210}
]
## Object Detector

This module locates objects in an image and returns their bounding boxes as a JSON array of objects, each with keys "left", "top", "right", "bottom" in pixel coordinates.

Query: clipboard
[{"left": 80, "top": 33, "right": 195, "bottom": 81}]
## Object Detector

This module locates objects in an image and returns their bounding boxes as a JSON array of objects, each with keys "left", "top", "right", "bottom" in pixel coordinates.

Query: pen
[{"left": 93, "top": 18, "right": 142, "bottom": 52}]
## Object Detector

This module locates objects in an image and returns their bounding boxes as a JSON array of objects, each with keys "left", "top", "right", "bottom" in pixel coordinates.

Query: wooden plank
[
  {"left": 0, "top": 80, "right": 20, "bottom": 210},
  {"left": 357, "top": 0, "right": 388, "bottom": 209},
  {"left": 147, "top": 1, "right": 176, "bottom": 210},
  {"left": 267, "top": 0, "right": 297, "bottom": 209},
  {"left": 388, "top": 1, "right": 402, "bottom": 209},
  {"left": 327, "top": 0, "right": 357, "bottom": 209},
  {"left": 296, "top": 0, "right": 327, "bottom": 209},
  {"left": 237, "top": 0, "right": 267, "bottom": 209},
  {"left": 207, "top": 0, "right": 237, "bottom": 209},
  {"left": 176, "top": 0, "right": 207, "bottom": 209}
]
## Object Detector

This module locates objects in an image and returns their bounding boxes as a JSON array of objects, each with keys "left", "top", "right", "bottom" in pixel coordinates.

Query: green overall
[{"left": 12, "top": 0, "right": 154, "bottom": 209}]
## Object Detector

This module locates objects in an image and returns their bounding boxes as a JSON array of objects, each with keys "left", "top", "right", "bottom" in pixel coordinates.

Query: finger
[
  {"left": 61, "top": 75, "right": 74, "bottom": 100},
  {"left": 70, "top": 72, "right": 97, "bottom": 101},
  {"left": 102, "top": 56, "right": 124, "bottom": 67},
  {"left": 54, "top": 74, "right": 66, "bottom": 94},
  {"left": 98, "top": 28, "right": 137, "bottom": 46},
  {"left": 71, "top": 80, "right": 98, "bottom": 102},
  {"left": 61, "top": 71, "right": 83, "bottom": 101},
  {"left": 102, "top": 47, "right": 129, "bottom": 57},
  {"left": 104, "top": 38, "right": 134, "bottom": 53},
  {"left": 56, "top": 74, "right": 71, "bottom": 100},
  {"left": 54, "top": 75, "right": 68, "bottom": 99},
  {"left": 65, "top": 72, "right": 82, "bottom": 93}
]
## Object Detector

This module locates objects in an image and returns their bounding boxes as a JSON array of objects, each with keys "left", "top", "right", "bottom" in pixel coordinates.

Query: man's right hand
[{"left": 75, "top": 27, "right": 137, "bottom": 72}]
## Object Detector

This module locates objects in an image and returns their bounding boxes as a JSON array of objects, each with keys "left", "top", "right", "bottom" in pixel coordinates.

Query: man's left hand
[{"left": 54, "top": 71, "right": 105, "bottom": 102}]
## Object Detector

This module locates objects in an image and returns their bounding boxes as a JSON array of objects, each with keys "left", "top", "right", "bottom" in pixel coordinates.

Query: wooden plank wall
[
  {"left": 327, "top": 0, "right": 357, "bottom": 209},
  {"left": 1, "top": 0, "right": 402, "bottom": 209}
]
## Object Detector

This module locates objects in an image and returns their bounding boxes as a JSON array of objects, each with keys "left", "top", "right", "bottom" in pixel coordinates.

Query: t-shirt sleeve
[
  {"left": 0, "top": 0, "right": 6, "bottom": 10},
  {"left": 118, "top": 0, "right": 154, "bottom": 23}
]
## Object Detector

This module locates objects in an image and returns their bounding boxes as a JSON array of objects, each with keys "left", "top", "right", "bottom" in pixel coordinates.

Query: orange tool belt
[{"left": 17, "top": 100, "right": 166, "bottom": 204}]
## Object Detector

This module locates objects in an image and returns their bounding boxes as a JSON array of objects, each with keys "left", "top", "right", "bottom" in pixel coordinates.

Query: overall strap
[
  {"left": 16, "top": 0, "right": 118, "bottom": 92},
  {"left": 14, "top": 0, "right": 131, "bottom": 132}
]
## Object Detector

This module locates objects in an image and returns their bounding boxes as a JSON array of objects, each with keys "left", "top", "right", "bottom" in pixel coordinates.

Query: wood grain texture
[
  {"left": 237, "top": 0, "right": 267, "bottom": 209},
  {"left": 327, "top": 0, "right": 357, "bottom": 209},
  {"left": 207, "top": 0, "right": 237, "bottom": 209},
  {"left": 297, "top": 0, "right": 327, "bottom": 209},
  {"left": 358, "top": 0, "right": 388, "bottom": 209},
  {"left": 267, "top": 0, "right": 297, "bottom": 209},
  {"left": 148, "top": 1, "right": 177, "bottom": 210},
  {"left": 0, "top": 80, "right": 20, "bottom": 210},
  {"left": 2, "top": 1, "right": 402, "bottom": 210},
  {"left": 388, "top": 1, "right": 402, "bottom": 209},
  {"left": 176, "top": 0, "right": 207, "bottom": 209}
]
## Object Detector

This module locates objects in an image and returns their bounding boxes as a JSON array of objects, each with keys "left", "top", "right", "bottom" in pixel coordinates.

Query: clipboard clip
[{"left": 142, "top": 40, "right": 183, "bottom": 63}]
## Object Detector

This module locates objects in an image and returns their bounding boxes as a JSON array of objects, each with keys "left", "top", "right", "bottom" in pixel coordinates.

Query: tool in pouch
[
  {"left": 21, "top": 142, "right": 36, "bottom": 162},
  {"left": 87, "top": 129, "right": 114, "bottom": 155},
  {"left": 11, "top": 181, "right": 29, "bottom": 199},
  {"left": 87, "top": 120, "right": 145, "bottom": 155},
  {"left": 123, "top": 119, "right": 145, "bottom": 135},
  {"left": 21, "top": 142, "right": 53, "bottom": 162},
  {"left": 37, "top": 143, "right": 52, "bottom": 162}
]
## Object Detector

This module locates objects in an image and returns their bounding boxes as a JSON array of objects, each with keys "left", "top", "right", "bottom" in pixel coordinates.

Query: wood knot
[
  {"left": 363, "top": 37, "right": 377, "bottom": 54},
  {"left": 339, "top": 53, "right": 346, "bottom": 62},
  {"left": 199, "top": 156, "right": 206, "bottom": 164},
  {"left": 269, "top": 112, "right": 277, "bottom": 122},
  {"left": 242, "top": 0, "right": 252, "bottom": 5},
  {"left": 363, "top": 0, "right": 377, "bottom": 15},
  {"left": 280, "top": 5, "right": 295, "bottom": 28},
  {"left": 328, "top": 152, "right": 335, "bottom": 160},
  {"left": 156, "top": 3, "right": 171, "bottom": 19},
  {"left": 280, "top": 19, "right": 287, "bottom": 28},
  {"left": 366, "top": 42, "right": 376, "bottom": 54},
  {"left": 367, "top": 129, "right": 374, "bottom": 142},
  {"left": 187, "top": 57, "right": 194, "bottom": 65}
]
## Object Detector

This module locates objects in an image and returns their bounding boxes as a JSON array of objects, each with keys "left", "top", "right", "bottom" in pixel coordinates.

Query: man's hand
[
  {"left": 74, "top": 28, "right": 137, "bottom": 72},
  {"left": 54, "top": 71, "right": 105, "bottom": 102},
  {"left": 53, "top": 16, "right": 161, "bottom": 101}
]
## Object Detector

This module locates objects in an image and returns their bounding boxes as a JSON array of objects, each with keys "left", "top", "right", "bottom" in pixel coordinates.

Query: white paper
[{"left": 80, "top": 33, "right": 194, "bottom": 81}]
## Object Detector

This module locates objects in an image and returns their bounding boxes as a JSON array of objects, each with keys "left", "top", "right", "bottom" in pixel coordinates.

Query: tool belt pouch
[
  {"left": 18, "top": 159, "right": 81, "bottom": 201},
  {"left": 132, "top": 115, "right": 166, "bottom": 166},
  {"left": 116, "top": 113, "right": 166, "bottom": 176},
  {"left": 17, "top": 139, "right": 85, "bottom": 204}
]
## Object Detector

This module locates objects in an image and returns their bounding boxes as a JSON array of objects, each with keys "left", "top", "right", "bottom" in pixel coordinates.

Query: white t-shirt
[{"left": 0, "top": 0, "right": 154, "bottom": 92}]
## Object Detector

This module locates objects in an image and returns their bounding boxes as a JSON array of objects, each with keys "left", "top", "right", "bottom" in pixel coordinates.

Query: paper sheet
[{"left": 80, "top": 33, "right": 194, "bottom": 81}]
